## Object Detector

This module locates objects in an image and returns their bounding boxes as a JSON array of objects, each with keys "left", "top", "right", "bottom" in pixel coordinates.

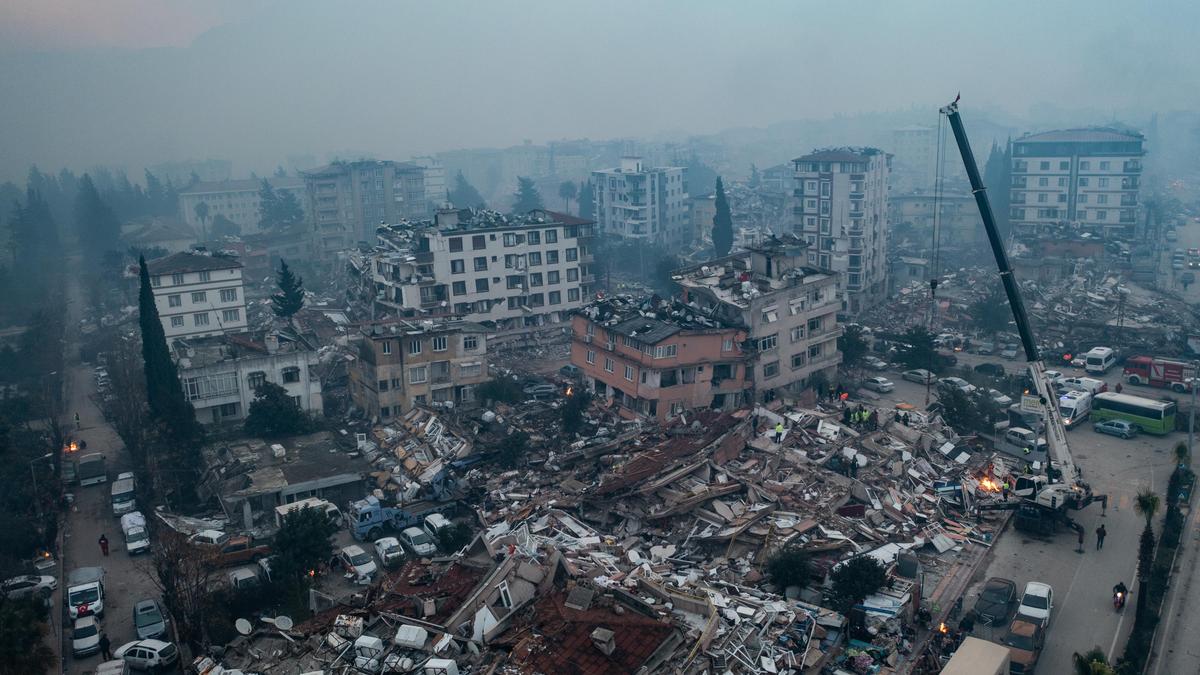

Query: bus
[{"left": 1091, "top": 392, "right": 1177, "bottom": 435}]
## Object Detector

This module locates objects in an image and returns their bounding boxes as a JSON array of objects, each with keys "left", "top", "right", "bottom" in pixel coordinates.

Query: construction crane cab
[{"left": 940, "top": 97, "right": 1107, "bottom": 533}]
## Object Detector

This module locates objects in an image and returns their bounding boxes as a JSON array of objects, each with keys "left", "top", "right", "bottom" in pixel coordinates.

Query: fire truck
[{"left": 1122, "top": 355, "right": 1197, "bottom": 392}]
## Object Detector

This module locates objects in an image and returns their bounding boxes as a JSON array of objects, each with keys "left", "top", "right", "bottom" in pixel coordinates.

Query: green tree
[
  {"left": 829, "top": 555, "right": 889, "bottom": 613},
  {"left": 73, "top": 173, "right": 122, "bottom": 256},
  {"left": 938, "top": 388, "right": 996, "bottom": 435},
  {"left": 0, "top": 597, "right": 56, "bottom": 674},
  {"left": 436, "top": 523, "right": 473, "bottom": 552},
  {"left": 193, "top": 201, "right": 209, "bottom": 240},
  {"left": 271, "top": 259, "right": 306, "bottom": 318},
  {"left": 562, "top": 389, "right": 592, "bottom": 436},
  {"left": 245, "top": 381, "right": 311, "bottom": 437},
  {"left": 712, "top": 177, "right": 733, "bottom": 257},
  {"left": 479, "top": 377, "right": 523, "bottom": 404},
  {"left": 137, "top": 256, "right": 202, "bottom": 446},
  {"left": 896, "top": 325, "right": 937, "bottom": 371},
  {"left": 838, "top": 324, "right": 869, "bottom": 371},
  {"left": 558, "top": 180, "right": 577, "bottom": 212},
  {"left": 1134, "top": 488, "right": 1159, "bottom": 622},
  {"left": 271, "top": 507, "right": 338, "bottom": 614},
  {"left": 1074, "top": 647, "right": 1116, "bottom": 675},
  {"left": 982, "top": 141, "right": 1012, "bottom": 238},
  {"left": 448, "top": 171, "right": 486, "bottom": 209},
  {"left": 257, "top": 179, "right": 303, "bottom": 231},
  {"left": 970, "top": 288, "right": 1012, "bottom": 337},
  {"left": 513, "top": 176, "right": 544, "bottom": 213},
  {"left": 766, "top": 545, "right": 811, "bottom": 590},
  {"left": 257, "top": 178, "right": 279, "bottom": 229},
  {"left": 497, "top": 431, "right": 529, "bottom": 469},
  {"left": 210, "top": 214, "right": 240, "bottom": 238},
  {"left": 577, "top": 180, "right": 594, "bottom": 221}
]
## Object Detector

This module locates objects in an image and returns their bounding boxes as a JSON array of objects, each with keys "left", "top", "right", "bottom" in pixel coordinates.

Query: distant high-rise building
[
  {"left": 891, "top": 126, "right": 938, "bottom": 191},
  {"left": 410, "top": 156, "right": 447, "bottom": 213},
  {"left": 1009, "top": 128, "right": 1144, "bottom": 238},
  {"left": 178, "top": 177, "right": 306, "bottom": 235},
  {"left": 592, "top": 157, "right": 690, "bottom": 248},
  {"left": 302, "top": 160, "right": 427, "bottom": 259},
  {"left": 791, "top": 148, "right": 891, "bottom": 315}
]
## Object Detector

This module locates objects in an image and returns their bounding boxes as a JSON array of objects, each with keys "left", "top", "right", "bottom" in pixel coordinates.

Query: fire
[
  {"left": 565, "top": 386, "right": 574, "bottom": 397},
  {"left": 938, "top": 622, "right": 948, "bottom": 634},
  {"left": 65, "top": 441, "right": 79, "bottom": 453},
  {"left": 979, "top": 476, "right": 1002, "bottom": 493}
]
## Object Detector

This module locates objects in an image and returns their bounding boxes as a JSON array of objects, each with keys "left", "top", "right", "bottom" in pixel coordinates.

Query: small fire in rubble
[{"left": 978, "top": 476, "right": 1002, "bottom": 493}]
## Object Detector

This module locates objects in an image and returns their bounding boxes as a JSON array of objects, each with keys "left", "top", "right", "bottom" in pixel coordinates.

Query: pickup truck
[{"left": 191, "top": 533, "right": 271, "bottom": 568}]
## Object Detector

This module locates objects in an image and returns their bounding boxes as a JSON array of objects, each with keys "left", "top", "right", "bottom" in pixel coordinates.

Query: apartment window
[
  {"left": 1038, "top": 177, "right": 1048, "bottom": 187},
  {"left": 507, "top": 296, "right": 527, "bottom": 310},
  {"left": 790, "top": 326, "right": 805, "bottom": 342},
  {"left": 565, "top": 248, "right": 578, "bottom": 262},
  {"left": 722, "top": 339, "right": 733, "bottom": 352},
  {"left": 504, "top": 254, "right": 518, "bottom": 269},
  {"left": 192, "top": 291, "right": 207, "bottom": 303},
  {"left": 820, "top": 201, "right": 830, "bottom": 216},
  {"left": 758, "top": 334, "right": 778, "bottom": 351},
  {"left": 451, "top": 259, "right": 465, "bottom": 274},
  {"left": 1039, "top": 161, "right": 1050, "bottom": 170},
  {"left": 460, "top": 363, "right": 482, "bottom": 378},
  {"left": 382, "top": 341, "right": 392, "bottom": 354},
  {"left": 547, "top": 270, "right": 560, "bottom": 284},
  {"left": 547, "top": 250, "right": 559, "bottom": 264},
  {"left": 474, "top": 257, "right": 488, "bottom": 272},
  {"left": 248, "top": 371, "right": 266, "bottom": 390},
  {"left": 528, "top": 293, "right": 544, "bottom": 307},
  {"left": 808, "top": 343, "right": 823, "bottom": 359},
  {"left": 604, "top": 358, "right": 614, "bottom": 373},
  {"left": 170, "top": 316, "right": 184, "bottom": 328},
  {"left": 545, "top": 229, "right": 558, "bottom": 243},
  {"left": 409, "top": 366, "right": 428, "bottom": 384},
  {"left": 503, "top": 233, "right": 518, "bottom": 247},
  {"left": 378, "top": 379, "right": 389, "bottom": 392},
  {"left": 1058, "top": 177, "right": 1067, "bottom": 187},
  {"left": 548, "top": 290, "right": 561, "bottom": 305},
  {"left": 761, "top": 307, "right": 778, "bottom": 323},
  {"left": 1059, "top": 161, "right": 1069, "bottom": 170},
  {"left": 475, "top": 278, "right": 489, "bottom": 293},
  {"left": 409, "top": 339, "right": 422, "bottom": 355},
  {"left": 464, "top": 335, "right": 478, "bottom": 350},
  {"left": 449, "top": 237, "right": 463, "bottom": 252},
  {"left": 624, "top": 365, "right": 635, "bottom": 381},
  {"left": 219, "top": 288, "right": 237, "bottom": 302},
  {"left": 389, "top": 377, "right": 401, "bottom": 390},
  {"left": 380, "top": 406, "right": 390, "bottom": 418},
  {"left": 280, "top": 367, "right": 300, "bottom": 384},
  {"left": 152, "top": 275, "right": 162, "bottom": 287},
  {"left": 763, "top": 361, "right": 780, "bottom": 379},
  {"left": 192, "top": 312, "right": 210, "bottom": 327},
  {"left": 568, "top": 288, "right": 580, "bottom": 302},
  {"left": 1100, "top": 161, "right": 1110, "bottom": 170},
  {"left": 791, "top": 353, "right": 806, "bottom": 370},
  {"left": 586, "top": 350, "right": 596, "bottom": 364},
  {"left": 1078, "top": 194, "right": 1088, "bottom": 203},
  {"left": 1079, "top": 177, "right": 1089, "bottom": 187},
  {"left": 1099, "top": 177, "right": 1109, "bottom": 188},
  {"left": 1080, "top": 160, "right": 1090, "bottom": 170},
  {"left": 528, "top": 252, "right": 542, "bottom": 266},
  {"left": 820, "top": 182, "right": 831, "bottom": 197},
  {"left": 432, "top": 336, "right": 448, "bottom": 352},
  {"left": 222, "top": 309, "right": 240, "bottom": 323},
  {"left": 529, "top": 272, "right": 543, "bottom": 287},
  {"left": 567, "top": 268, "right": 579, "bottom": 282},
  {"left": 1097, "top": 194, "right": 1108, "bottom": 204},
  {"left": 1037, "top": 193, "right": 1047, "bottom": 203},
  {"left": 452, "top": 281, "right": 467, "bottom": 295},
  {"left": 527, "top": 231, "right": 541, "bottom": 245},
  {"left": 1097, "top": 210, "right": 1107, "bottom": 220},
  {"left": 472, "top": 235, "right": 486, "bottom": 250},
  {"left": 168, "top": 294, "right": 181, "bottom": 307},
  {"left": 169, "top": 272, "right": 184, "bottom": 285},
  {"left": 1058, "top": 194, "right": 1067, "bottom": 203},
  {"left": 506, "top": 275, "right": 523, "bottom": 290}
]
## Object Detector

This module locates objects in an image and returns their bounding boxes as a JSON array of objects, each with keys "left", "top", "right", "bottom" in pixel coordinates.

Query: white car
[
  {"left": 1, "top": 574, "right": 57, "bottom": 599},
  {"left": 423, "top": 513, "right": 452, "bottom": 542},
  {"left": 985, "top": 389, "right": 1014, "bottom": 406},
  {"left": 400, "top": 526, "right": 438, "bottom": 557},
  {"left": 72, "top": 616, "right": 102, "bottom": 657},
  {"left": 114, "top": 639, "right": 179, "bottom": 671},
  {"left": 862, "top": 377, "right": 895, "bottom": 393},
  {"left": 902, "top": 369, "right": 936, "bottom": 384},
  {"left": 1017, "top": 581, "right": 1053, "bottom": 625},
  {"left": 863, "top": 356, "right": 889, "bottom": 371},
  {"left": 187, "top": 529, "right": 228, "bottom": 547},
  {"left": 339, "top": 545, "right": 378, "bottom": 581},
  {"left": 374, "top": 537, "right": 404, "bottom": 567}
]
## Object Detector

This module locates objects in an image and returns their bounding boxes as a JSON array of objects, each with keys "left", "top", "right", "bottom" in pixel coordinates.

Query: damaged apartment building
[
  {"left": 675, "top": 236, "right": 842, "bottom": 402},
  {"left": 349, "top": 207, "right": 597, "bottom": 342},
  {"left": 349, "top": 318, "right": 490, "bottom": 421}
]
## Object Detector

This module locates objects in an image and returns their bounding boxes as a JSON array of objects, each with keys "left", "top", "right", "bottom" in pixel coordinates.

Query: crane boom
[{"left": 939, "top": 98, "right": 1092, "bottom": 510}]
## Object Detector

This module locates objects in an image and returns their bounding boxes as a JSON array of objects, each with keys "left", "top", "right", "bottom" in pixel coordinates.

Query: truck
[
  {"left": 1123, "top": 355, "right": 1198, "bottom": 392},
  {"left": 190, "top": 532, "right": 271, "bottom": 568},
  {"left": 941, "top": 636, "right": 1011, "bottom": 675},
  {"left": 347, "top": 495, "right": 455, "bottom": 542},
  {"left": 77, "top": 453, "right": 108, "bottom": 487}
]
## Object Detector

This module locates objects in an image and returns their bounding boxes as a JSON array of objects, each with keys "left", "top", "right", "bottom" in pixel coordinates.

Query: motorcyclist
[{"left": 1113, "top": 582, "right": 1129, "bottom": 607}]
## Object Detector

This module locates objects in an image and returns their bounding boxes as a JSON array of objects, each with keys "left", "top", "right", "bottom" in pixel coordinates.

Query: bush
[
  {"left": 829, "top": 556, "right": 889, "bottom": 614},
  {"left": 766, "top": 546, "right": 812, "bottom": 590},
  {"left": 437, "top": 523, "right": 473, "bottom": 552},
  {"left": 478, "top": 378, "right": 523, "bottom": 405}
]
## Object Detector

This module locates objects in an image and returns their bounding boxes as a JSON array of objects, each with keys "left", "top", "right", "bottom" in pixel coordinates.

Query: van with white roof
[
  {"left": 1085, "top": 347, "right": 1116, "bottom": 375},
  {"left": 1058, "top": 390, "right": 1093, "bottom": 430}
]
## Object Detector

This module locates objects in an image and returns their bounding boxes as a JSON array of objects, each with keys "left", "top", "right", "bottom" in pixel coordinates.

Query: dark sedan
[{"left": 973, "top": 577, "right": 1017, "bottom": 625}]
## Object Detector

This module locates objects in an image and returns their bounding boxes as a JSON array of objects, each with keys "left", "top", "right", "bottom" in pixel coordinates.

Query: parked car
[
  {"left": 558, "top": 364, "right": 582, "bottom": 380},
  {"left": 191, "top": 532, "right": 271, "bottom": 568},
  {"left": 1, "top": 574, "right": 57, "bottom": 600},
  {"left": 973, "top": 362, "right": 1006, "bottom": 377},
  {"left": 1004, "top": 616, "right": 1045, "bottom": 673},
  {"left": 1044, "top": 369, "right": 1065, "bottom": 385},
  {"left": 72, "top": 616, "right": 102, "bottom": 657},
  {"left": 133, "top": 599, "right": 168, "bottom": 640},
  {"left": 522, "top": 383, "right": 559, "bottom": 399},
  {"left": 984, "top": 388, "right": 1013, "bottom": 406},
  {"left": 902, "top": 369, "right": 936, "bottom": 384},
  {"left": 113, "top": 639, "right": 179, "bottom": 671},
  {"left": 95, "top": 660, "right": 130, "bottom": 675},
  {"left": 1016, "top": 581, "right": 1054, "bottom": 625},
  {"left": 1094, "top": 419, "right": 1138, "bottom": 439},
  {"left": 1060, "top": 376, "right": 1107, "bottom": 395},
  {"left": 338, "top": 545, "right": 378, "bottom": 581},
  {"left": 1000, "top": 344, "right": 1020, "bottom": 360},
  {"left": 976, "top": 342, "right": 996, "bottom": 355},
  {"left": 374, "top": 537, "right": 404, "bottom": 568},
  {"left": 972, "top": 577, "right": 1016, "bottom": 626},
  {"left": 400, "top": 526, "right": 438, "bottom": 557},
  {"left": 937, "top": 377, "right": 976, "bottom": 396},
  {"left": 862, "top": 377, "right": 895, "bottom": 393},
  {"left": 423, "top": 513, "right": 452, "bottom": 543},
  {"left": 863, "top": 356, "right": 889, "bottom": 371}
]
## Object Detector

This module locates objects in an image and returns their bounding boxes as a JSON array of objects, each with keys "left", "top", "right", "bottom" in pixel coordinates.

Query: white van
[
  {"left": 1085, "top": 347, "right": 1116, "bottom": 375},
  {"left": 121, "top": 512, "right": 150, "bottom": 555},
  {"left": 1058, "top": 390, "right": 1092, "bottom": 429},
  {"left": 274, "top": 497, "right": 341, "bottom": 529},
  {"left": 110, "top": 478, "right": 136, "bottom": 516}
]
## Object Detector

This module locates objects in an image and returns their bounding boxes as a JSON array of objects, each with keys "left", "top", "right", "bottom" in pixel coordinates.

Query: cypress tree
[
  {"left": 137, "top": 256, "right": 201, "bottom": 444},
  {"left": 577, "top": 180, "right": 595, "bottom": 221},
  {"left": 74, "top": 174, "right": 122, "bottom": 255},
  {"left": 512, "top": 176, "right": 544, "bottom": 213},
  {"left": 712, "top": 177, "right": 733, "bottom": 257},
  {"left": 271, "top": 260, "right": 306, "bottom": 318},
  {"left": 448, "top": 171, "right": 486, "bottom": 209}
]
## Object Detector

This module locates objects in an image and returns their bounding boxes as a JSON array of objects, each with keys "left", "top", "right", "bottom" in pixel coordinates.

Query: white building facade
[
  {"left": 592, "top": 157, "right": 690, "bottom": 248},
  {"left": 1010, "top": 128, "right": 1145, "bottom": 238},
  {"left": 146, "top": 252, "right": 248, "bottom": 343},
  {"left": 791, "top": 148, "right": 891, "bottom": 316},
  {"left": 178, "top": 178, "right": 306, "bottom": 235}
]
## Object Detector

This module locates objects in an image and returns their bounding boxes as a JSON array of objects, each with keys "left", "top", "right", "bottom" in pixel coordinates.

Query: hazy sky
[{"left": 1, "top": 0, "right": 1197, "bottom": 182}]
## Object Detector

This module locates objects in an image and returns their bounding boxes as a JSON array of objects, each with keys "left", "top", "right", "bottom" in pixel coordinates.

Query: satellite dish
[
  {"left": 235, "top": 618, "right": 253, "bottom": 635},
  {"left": 275, "top": 615, "right": 294, "bottom": 631}
]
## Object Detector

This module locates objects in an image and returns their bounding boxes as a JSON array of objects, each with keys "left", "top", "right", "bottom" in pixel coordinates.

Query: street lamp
[{"left": 29, "top": 452, "right": 53, "bottom": 525}]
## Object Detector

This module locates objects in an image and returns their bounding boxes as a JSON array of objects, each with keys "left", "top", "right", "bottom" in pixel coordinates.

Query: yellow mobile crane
[{"left": 940, "top": 97, "right": 1107, "bottom": 534}]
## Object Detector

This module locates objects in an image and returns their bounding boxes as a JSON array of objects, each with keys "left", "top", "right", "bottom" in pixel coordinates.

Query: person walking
[
  {"left": 1096, "top": 524, "right": 1107, "bottom": 550},
  {"left": 1076, "top": 528, "right": 1085, "bottom": 554},
  {"left": 1115, "top": 382, "right": 1123, "bottom": 394},
  {"left": 74, "top": 411, "right": 80, "bottom": 429},
  {"left": 98, "top": 534, "right": 109, "bottom": 556},
  {"left": 774, "top": 422, "right": 784, "bottom": 442},
  {"left": 99, "top": 632, "right": 112, "bottom": 660}
]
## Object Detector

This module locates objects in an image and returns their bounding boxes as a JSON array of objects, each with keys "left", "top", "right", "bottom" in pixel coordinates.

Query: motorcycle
[{"left": 1113, "top": 590, "right": 1127, "bottom": 611}]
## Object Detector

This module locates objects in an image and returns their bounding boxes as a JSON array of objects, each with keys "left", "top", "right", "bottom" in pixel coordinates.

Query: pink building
[{"left": 570, "top": 297, "right": 750, "bottom": 421}]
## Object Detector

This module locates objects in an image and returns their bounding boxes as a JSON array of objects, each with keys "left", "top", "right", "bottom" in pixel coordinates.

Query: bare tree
[
  {"left": 147, "top": 529, "right": 215, "bottom": 650},
  {"left": 100, "top": 335, "right": 148, "bottom": 462}
]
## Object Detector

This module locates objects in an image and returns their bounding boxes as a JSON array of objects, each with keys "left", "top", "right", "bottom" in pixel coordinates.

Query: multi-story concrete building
[
  {"left": 409, "top": 156, "right": 447, "bottom": 214},
  {"left": 791, "top": 148, "right": 891, "bottom": 315},
  {"left": 888, "top": 191, "right": 986, "bottom": 249},
  {"left": 891, "top": 126, "right": 937, "bottom": 192},
  {"left": 178, "top": 177, "right": 307, "bottom": 235},
  {"left": 350, "top": 208, "right": 596, "bottom": 335},
  {"left": 676, "top": 236, "right": 841, "bottom": 401},
  {"left": 303, "top": 160, "right": 428, "bottom": 259},
  {"left": 592, "top": 157, "right": 690, "bottom": 248},
  {"left": 689, "top": 194, "right": 716, "bottom": 249},
  {"left": 146, "top": 252, "right": 248, "bottom": 343},
  {"left": 569, "top": 296, "right": 750, "bottom": 421},
  {"left": 174, "top": 330, "right": 323, "bottom": 425},
  {"left": 1009, "top": 128, "right": 1145, "bottom": 238},
  {"left": 349, "top": 319, "right": 489, "bottom": 421}
]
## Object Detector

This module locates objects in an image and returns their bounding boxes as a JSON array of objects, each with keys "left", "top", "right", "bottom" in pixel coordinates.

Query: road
[{"left": 56, "top": 270, "right": 160, "bottom": 674}]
